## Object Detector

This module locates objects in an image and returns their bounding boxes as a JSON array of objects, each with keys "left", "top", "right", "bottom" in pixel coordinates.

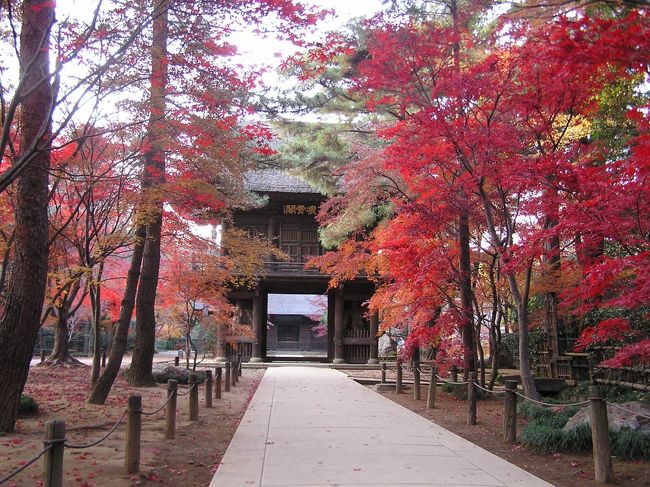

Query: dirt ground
[
  {"left": 349, "top": 370, "right": 650, "bottom": 487},
  {"left": 0, "top": 364, "right": 263, "bottom": 487}
]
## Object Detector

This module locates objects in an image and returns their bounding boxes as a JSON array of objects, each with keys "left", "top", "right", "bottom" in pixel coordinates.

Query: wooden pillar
[
  {"left": 189, "top": 373, "right": 199, "bottom": 421},
  {"left": 125, "top": 395, "right": 142, "bottom": 474},
  {"left": 381, "top": 363, "right": 387, "bottom": 384},
  {"left": 165, "top": 380, "right": 177, "bottom": 440},
  {"left": 215, "top": 367, "right": 222, "bottom": 399},
  {"left": 205, "top": 370, "right": 213, "bottom": 408},
  {"left": 44, "top": 420, "right": 65, "bottom": 487},
  {"left": 333, "top": 286, "right": 345, "bottom": 364},
  {"left": 251, "top": 290, "right": 264, "bottom": 362},
  {"left": 224, "top": 362, "right": 231, "bottom": 392},
  {"left": 267, "top": 216, "right": 278, "bottom": 270},
  {"left": 451, "top": 364, "right": 458, "bottom": 383},
  {"left": 590, "top": 386, "right": 614, "bottom": 483},
  {"left": 367, "top": 311, "right": 379, "bottom": 364}
]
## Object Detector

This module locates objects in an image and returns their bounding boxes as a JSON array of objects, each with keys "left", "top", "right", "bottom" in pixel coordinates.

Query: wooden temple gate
[{"left": 219, "top": 170, "right": 379, "bottom": 364}]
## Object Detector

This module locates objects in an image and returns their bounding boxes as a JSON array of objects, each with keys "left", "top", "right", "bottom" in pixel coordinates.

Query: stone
[
  {"left": 378, "top": 334, "right": 397, "bottom": 357},
  {"left": 563, "top": 401, "right": 650, "bottom": 436},
  {"left": 152, "top": 363, "right": 205, "bottom": 384}
]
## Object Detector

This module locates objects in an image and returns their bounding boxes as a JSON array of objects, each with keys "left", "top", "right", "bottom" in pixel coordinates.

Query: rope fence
[
  {"left": 142, "top": 391, "right": 175, "bottom": 416},
  {"left": 379, "top": 360, "right": 639, "bottom": 485},
  {"left": 0, "top": 444, "right": 52, "bottom": 485},
  {"left": 511, "top": 390, "right": 589, "bottom": 408},
  {"left": 0, "top": 366, "right": 240, "bottom": 486},
  {"left": 64, "top": 409, "right": 128, "bottom": 449}
]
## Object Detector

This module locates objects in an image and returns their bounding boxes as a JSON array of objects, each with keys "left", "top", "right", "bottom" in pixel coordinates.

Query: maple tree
[
  {"left": 296, "top": 2, "right": 650, "bottom": 399},
  {"left": 0, "top": 0, "right": 176, "bottom": 431}
]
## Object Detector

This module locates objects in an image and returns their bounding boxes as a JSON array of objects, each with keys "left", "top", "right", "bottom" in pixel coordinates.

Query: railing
[
  {"left": 262, "top": 261, "right": 323, "bottom": 274},
  {"left": 0, "top": 365, "right": 243, "bottom": 486},
  {"left": 226, "top": 342, "right": 252, "bottom": 359}
]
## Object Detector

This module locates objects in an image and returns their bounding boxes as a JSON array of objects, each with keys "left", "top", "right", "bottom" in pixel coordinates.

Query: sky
[{"left": 229, "top": 0, "right": 385, "bottom": 79}]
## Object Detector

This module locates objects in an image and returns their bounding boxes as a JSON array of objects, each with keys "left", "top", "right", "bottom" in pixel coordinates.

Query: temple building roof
[{"left": 244, "top": 169, "right": 321, "bottom": 195}]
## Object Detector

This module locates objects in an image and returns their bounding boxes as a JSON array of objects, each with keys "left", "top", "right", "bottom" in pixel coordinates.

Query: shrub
[
  {"left": 18, "top": 395, "right": 38, "bottom": 416},
  {"left": 611, "top": 429, "right": 650, "bottom": 460},
  {"left": 521, "top": 422, "right": 566, "bottom": 453},
  {"left": 517, "top": 401, "right": 579, "bottom": 427},
  {"left": 561, "top": 424, "right": 592, "bottom": 452}
]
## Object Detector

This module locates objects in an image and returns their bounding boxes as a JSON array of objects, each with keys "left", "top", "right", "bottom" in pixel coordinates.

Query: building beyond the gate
[{"left": 219, "top": 170, "right": 379, "bottom": 364}]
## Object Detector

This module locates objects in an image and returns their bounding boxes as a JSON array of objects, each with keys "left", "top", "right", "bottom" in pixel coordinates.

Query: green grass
[{"left": 611, "top": 429, "right": 650, "bottom": 460}]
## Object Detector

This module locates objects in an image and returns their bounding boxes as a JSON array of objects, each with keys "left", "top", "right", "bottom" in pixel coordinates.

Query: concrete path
[{"left": 210, "top": 367, "right": 553, "bottom": 487}]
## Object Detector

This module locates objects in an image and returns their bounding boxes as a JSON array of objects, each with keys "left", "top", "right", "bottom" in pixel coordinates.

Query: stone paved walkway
[{"left": 210, "top": 367, "right": 553, "bottom": 487}]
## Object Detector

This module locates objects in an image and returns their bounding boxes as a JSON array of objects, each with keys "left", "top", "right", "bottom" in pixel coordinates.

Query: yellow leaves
[
  {"left": 553, "top": 114, "right": 592, "bottom": 145},
  {"left": 221, "top": 227, "right": 288, "bottom": 287}
]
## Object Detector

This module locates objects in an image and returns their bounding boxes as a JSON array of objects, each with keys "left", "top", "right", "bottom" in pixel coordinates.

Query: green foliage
[
  {"left": 502, "top": 331, "right": 547, "bottom": 369},
  {"left": 561, "top": 424, "right": 593, "bottom": 452},
  {"left": 517, "top": 401, "right": 579, "bottom": 427},
  {"left": 520, "top": 401, "right": 650, "bottom": 460},
  {"left": 18, "top": 395, "right": 38, "bottom": 416},
  {"left": 611, "top": 429, "right": 650, "bottom": 461},
  {"left": 521, "top": 422, "right": 567, "bottom": 453}
]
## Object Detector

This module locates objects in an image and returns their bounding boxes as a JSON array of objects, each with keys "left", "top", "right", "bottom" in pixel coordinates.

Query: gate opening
[{"left": 266, "top": 293, "right": 328, "bottom": 358}]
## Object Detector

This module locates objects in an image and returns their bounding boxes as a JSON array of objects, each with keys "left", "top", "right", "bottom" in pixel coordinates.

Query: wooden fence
[{"left": 0, "top": 361, "right": 243, "bottom": 487}]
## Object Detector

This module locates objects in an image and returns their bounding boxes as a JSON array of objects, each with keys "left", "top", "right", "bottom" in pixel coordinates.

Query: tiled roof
[{"left": 244, "top": 170, "right": 321, "bottom": 194}]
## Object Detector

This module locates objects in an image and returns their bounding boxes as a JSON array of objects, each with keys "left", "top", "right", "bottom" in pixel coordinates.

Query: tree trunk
[
  {"left": 507, "top": 267, "right": 539, "bottom": 400},
  {"left": 0, "top": 0, "right": 54, "bottom": 432},
  {"left": 89, "top": 267, "right": 103, "bottom": 385},
  {"left": 542, "top": 196, "right": 561, "bottom": 377},
  {"left": 88, "top": 226, "right": 146, "bottom": 404},
  {"left": 46, "top": 311, "right": 81, "bottom": 366},
  {"left": 459, "top": 212, "right": 476, "bottom": 378},
  {"left": 127, "top": 0, "right": 169, "bottom": 387}
]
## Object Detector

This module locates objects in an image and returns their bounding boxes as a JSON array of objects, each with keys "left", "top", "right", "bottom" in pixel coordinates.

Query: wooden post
[
  {"left": 230, "top": 360, "right": 237, "bottom": 386},
  {"left": 413, "top": 360, "right": 421, "bottom": 401},
  {"left": 40, "top": 349, "right": 46, "bottom": 363},
  {"left": 225, "top": 362, "right": 231, "bottom": 392},
  {"left": 381, "top": 363, "right": 387, "bottom": 384},
  {"left": 590, "top": 386, "right": 614, "bottom": 483},
  {"left": 43, "top": 419, "right": 65, "bottom": 487},
  {"left": 215, "top": 367, "right": 222, "bottom": 399},
  {"left": 396, "top": 359, "right": 403, "bottom": 394},
  {"left": 237, "top": 352, "right": 243, "bottom": 377},
  {"left": 427, "top": 367, "right": 437, "bottom": 409},
  {"left": 165, "top": 380, "right": 177, "bottom": 440},
  {"left": 468, "top": 372, "right": 477, "bottom": 426},
  {"left": 101, "top": 349, "right": 107, "bottom": 368},
  {"left": 451, "top": 364, "right": 458, "bottom": 383},
  {"left": 125, "top": 395, "right": 142, "bottom": 474},
  {"left": 174, "top": 356, "right": 179, "bottom": 367},
  {"left": 189, "top": 373, "right": 199, "bottom": 422},
  {"left": 205, "top": 370, "right": 213, "bottom": 408},
  {"left": 503, "top": 380, "right": 517, "bottom": 443}
]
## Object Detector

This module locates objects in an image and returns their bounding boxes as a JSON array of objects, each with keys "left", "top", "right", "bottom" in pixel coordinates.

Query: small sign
[{"left": 284, "top": 204, "right": 318, "bottom": 215}]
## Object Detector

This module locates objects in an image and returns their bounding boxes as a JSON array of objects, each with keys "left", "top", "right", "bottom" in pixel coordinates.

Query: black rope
[
  {"left": 0, "top": 444, "right": 52, "bottom": 485},
  {"left": 64, "top": 409, "right": 128, "bottom": 449}
]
